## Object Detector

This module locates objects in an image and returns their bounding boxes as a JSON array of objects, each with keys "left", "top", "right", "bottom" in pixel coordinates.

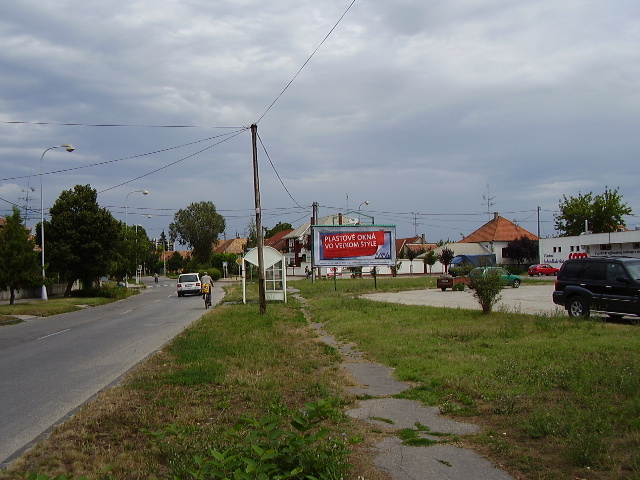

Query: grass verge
[
  {"left": 1, "top": 283, "right": 382, "bottom": 480},
  {"left": 294, "top": 277, "right": 640, "bottom": 479},
  {"left": 3, "top": 275, "right": 639, "bottom": 480}
]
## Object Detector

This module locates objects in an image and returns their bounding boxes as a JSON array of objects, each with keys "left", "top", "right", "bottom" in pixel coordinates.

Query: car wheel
[
  {"left": 178, "top": 292, "right": 182, "bottom": 297},
  {"left": 512, "top": 279, "right": 521, "bottom": 288},
  {"left": 567, "top": 296, "right": 589, "bottom": 318},
  {"left": 440, "top": 287, "right": 447, "bottom": 291}
]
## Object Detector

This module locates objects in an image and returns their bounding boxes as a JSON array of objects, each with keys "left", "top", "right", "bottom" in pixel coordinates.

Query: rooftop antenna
[{"left": 482, "top": 184, "right": 496, "bottom": 215}]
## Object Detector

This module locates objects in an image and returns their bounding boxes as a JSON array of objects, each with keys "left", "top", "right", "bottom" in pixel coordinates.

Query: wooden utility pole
[{"left": 251, "top": 124, "right": 267, "bottom": 314}]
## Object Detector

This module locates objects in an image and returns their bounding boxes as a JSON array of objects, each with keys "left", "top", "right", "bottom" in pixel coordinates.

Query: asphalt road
[{"left": 0, "top": 276, "right": 223, "bottom": 466}]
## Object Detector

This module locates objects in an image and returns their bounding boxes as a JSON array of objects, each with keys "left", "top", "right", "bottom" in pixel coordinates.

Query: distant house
[
  {"left": 283, "top": 214, "right": 359, "bottom": 267},
  {"left": 265, "top": 229, "right": 294, "bottom": 252},
  {"left": 213, "top": 237, "right": 247, "bottom": 255},
  {"left": 458, "top": 212, "right": 538, "bottom": 264}
]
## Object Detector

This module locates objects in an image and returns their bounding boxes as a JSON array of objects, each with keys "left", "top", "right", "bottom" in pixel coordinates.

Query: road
[{"left": 0, "top": 276, "right": 224, "bottom": 466}]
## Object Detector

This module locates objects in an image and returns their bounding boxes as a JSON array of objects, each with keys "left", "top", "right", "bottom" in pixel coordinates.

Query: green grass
[
  {"left": 4, "top": 276, "right": 639, "bottom": 480},
  {"left": 293, "top": 278, "right": 640, "bottom": 479}
]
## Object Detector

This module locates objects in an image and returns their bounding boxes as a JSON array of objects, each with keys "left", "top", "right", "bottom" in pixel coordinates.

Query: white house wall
[{"left": 539, "top": 230, "right": 640, "bottom": 266}]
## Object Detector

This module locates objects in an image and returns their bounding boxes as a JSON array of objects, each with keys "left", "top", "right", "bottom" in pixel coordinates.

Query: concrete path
[{"left": 291, "top": 288, "right": 515, "bottom": 480}]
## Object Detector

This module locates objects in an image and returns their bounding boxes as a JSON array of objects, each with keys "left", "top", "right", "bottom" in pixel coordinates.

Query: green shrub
[{"left": 471, "top": 272, "right": 503, "bottom": 314}]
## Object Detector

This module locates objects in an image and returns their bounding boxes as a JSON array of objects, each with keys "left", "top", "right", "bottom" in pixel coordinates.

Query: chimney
[{"left": 493, "top": 212, "right": 499, "bottom": 220}]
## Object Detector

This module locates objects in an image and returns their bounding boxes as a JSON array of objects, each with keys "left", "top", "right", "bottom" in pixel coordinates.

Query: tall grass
[{"left": 294, "top": 278, "right": 640, "bottom": 479}]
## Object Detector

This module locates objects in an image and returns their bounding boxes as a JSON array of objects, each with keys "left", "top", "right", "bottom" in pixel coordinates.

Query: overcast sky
[{"left": 1, "top": 0, "right": 639, "bottom": 245}]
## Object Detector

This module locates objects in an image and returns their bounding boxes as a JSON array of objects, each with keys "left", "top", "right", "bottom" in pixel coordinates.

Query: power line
[
  {"left": 0, "top": 120, "right": 242, "bottom": 129},
  {"left": 256, "top": 132, "right": 305, "bottom": 209},
  {"left": 0, "top": 129, "right": 248, "bottom": 183},
  {"left": 255, "top": 0, "right": 357, "bottom": 124}
]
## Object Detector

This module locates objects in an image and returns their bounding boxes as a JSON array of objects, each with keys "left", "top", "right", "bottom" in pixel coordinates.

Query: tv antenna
[{"left": 482, "top": 184, "right": 496, "bottom": 215}]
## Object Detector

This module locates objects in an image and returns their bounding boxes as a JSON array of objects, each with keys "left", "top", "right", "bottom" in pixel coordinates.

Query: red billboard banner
[
  {"left": 312, "top": 225, "right": 396, "bottom": 267},
  {"left": 321, "top": 231, "right": 386, "bottom": 259}
]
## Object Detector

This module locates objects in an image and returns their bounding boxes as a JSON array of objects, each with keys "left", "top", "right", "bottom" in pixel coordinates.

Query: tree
[
  {"left": 169, "top": 201, "right": 226, "bottom": 264},
  {"left": 264, "top": 222, "right": 292, "bottom": 238},
  {"left": 406, "top": 247, "right": 426, "bottom": 274},
  {"left": 37, "top": 185, "right": 120, "bottom": 295},
  {"left": 0, "top": 207, "right": 41, "bottom": 304},
  {"left": 246, "top": 218, "right": 257, "bottom": 249},
  {"left": 423, "top": 249, "right": 437, "bottom": 274},
  {"left": 166, "top": 251, "right": 186, "bottom": 273},
  {"left": 438, "top": 246, "right": 455, "bottom": 273},
  {"left": 503, "top": 236, "right": 539, "bottom": 267},
  {"left": 554, "top": 187, "right": 632, "bottom": 236}
]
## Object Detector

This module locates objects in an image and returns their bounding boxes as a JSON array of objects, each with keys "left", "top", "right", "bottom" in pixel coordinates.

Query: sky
[{"left": 1, "top": 0, "right": 640, "bottom": 247}]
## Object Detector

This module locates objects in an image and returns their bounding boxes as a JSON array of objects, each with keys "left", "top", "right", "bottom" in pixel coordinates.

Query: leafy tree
[
  {"left": 167, "top": 251, "right": 186, "bottom": 273},
  {"left": 438, "top": 246, "right": 455, "bottom": 273},
  {"left": 423, "top": 249, "right": 437, "bottom": 274},
  {"left": 246, "top": 218, "right": 257, "bottom": 249},
  {"left": 264, "top": 222, "right": 292, "bottom": 238},
  {"left": 503, "top": 236, "right": 539, "bottom": 267},
  {"left": 554, "top": 187, "right": 632, "bottom": 236},
  {"left": 169, "top": 201, "right": 226, "bottom": 264},
  {"left": 406, "top": 247, "right": 426, "bottom": 274},
  {"left": 37, "top": 185, "right": 120, "bottom": 295},
  {"left": 0, "top": 207, "right": 41, "bottom": 304}
]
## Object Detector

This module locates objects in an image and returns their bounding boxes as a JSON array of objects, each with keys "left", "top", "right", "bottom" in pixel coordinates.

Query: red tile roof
[
  {"left": 265, "top": 229, "right": 293, "bottom": 251},
  {"left": 213, "top": 238, "right": 247, "bottom": 254},
  {"left": 460, "top": 215, "right": 538, "bottom": 243}
]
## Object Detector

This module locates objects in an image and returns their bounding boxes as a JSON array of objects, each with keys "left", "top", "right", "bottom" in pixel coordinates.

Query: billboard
[{"left": 311, "top": 225, "right": 396, "bottom": 267}]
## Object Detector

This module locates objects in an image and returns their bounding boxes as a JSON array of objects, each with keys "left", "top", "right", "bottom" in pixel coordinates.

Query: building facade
[{"left": 539, "top": 229, "right": 640, "bottom": 266}]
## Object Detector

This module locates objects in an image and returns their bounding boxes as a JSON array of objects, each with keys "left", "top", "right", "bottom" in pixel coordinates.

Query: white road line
[
  {"left": 38, "top": 329, "right": 71, "bottom": 340},
  {"left": 120, "top": 309, "right": 132, "bottom": 315}
]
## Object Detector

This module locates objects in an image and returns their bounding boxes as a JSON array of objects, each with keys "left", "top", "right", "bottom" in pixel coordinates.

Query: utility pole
[
  {"left": 312, "top": 202, "right": 318, "bottom": 283},
  {"left": 251, "top": 124, "right": 266, "bottom": 314}
]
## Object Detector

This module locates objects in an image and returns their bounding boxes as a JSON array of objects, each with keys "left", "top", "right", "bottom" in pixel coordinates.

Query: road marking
[
  {"left": 120, "top": 309, "right": 132, "bottom": 315},
  {"left": 38, "top": 329, "right": 70, "bottom": 340}
]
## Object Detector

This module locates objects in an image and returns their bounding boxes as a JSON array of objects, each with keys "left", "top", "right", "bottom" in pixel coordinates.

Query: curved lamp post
[
  {"left": 124, "top": 190, "right": 148, "bottom": 287},
  {"left": 358, "top": 201, "right": 370, "bottom": 224},
  {"left": 40, "top": 144, "right": 75, "bottom": 301}
]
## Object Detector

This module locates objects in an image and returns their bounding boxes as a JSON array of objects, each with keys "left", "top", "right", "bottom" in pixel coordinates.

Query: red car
[{"left": 528, "top": 263, "right": 559, "bottom": 276}]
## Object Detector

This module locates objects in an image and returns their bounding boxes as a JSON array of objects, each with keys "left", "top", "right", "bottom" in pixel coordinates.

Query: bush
[{"left": 471, "top": 272, "right": 503, "bottom": 314}]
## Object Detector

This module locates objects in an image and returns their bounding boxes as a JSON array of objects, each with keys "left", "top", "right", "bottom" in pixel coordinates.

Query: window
[{"left": 600, "top": 244, "right": 612, "bottom": 251}]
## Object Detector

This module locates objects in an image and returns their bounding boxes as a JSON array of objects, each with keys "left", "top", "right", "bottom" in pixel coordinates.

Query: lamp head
[
  {"left": 142, "top": 190, "right": 149, "bottom": 195},
  {"left": 61, "top": 144, "right": 75, "bottom": 152}
]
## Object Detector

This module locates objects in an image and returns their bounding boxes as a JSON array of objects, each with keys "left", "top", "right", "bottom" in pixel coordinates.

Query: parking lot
[{"left": 361, "top": 284, "right": 565, "bottom": 315}]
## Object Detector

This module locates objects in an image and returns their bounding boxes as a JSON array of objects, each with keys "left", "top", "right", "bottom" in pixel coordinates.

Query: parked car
[
  {"left": 528, "top": 263, "right": 559, "bottom": 276},
  {"left": 552, "top": 256, "right": 640, "bottom": 318},
  {"left": 177, "top": 273, "right": 201, "bottom": 297},
  {"left": 468, "top": 267, "right": 521, "bottom": 288}
]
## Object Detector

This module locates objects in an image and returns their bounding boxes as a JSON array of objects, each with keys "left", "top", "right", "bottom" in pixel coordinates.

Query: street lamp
[
  {"left": 124, "top": 190, "right": 148, "bottom": 287},
  {"left": 125, "top": 189, "right": 148, "bottom": 225},
  {"left": 358, "top": 201, "right": 370, "bottom": 224},
  {"left": 40, "top": 144, "right": 75, "bottom": 301}
]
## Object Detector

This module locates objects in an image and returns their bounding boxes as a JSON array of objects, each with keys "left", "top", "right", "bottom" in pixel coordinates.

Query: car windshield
[
  {"left": 179, "top": 275, "right": 198, "bottom": 283},
  {"left": 625, "top": 261, "right": 640, "bottom": 280}
]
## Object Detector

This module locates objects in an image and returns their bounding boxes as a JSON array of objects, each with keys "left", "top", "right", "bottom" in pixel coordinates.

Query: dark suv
[{"left": 552, "top": 257, "right": 640, "bottom": 318}]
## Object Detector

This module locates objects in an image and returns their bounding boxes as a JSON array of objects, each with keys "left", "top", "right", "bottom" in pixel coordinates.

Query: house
[
  {"left": 265, "top": 229, "right": 294, "bottom": 252},
  {"left": 539, "top": 228, "right": 640, "bottom": 266},
  {"left": 283, "top": 214, "right": 359, "bottom": 267},
  {"left": 458, "top": 212, "right": 538, "bottom": 264},
  {"left": 213, "top": 237, "right": 247, "bottom": 255}
]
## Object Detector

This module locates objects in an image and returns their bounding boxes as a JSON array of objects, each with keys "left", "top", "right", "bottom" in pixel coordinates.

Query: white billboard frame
[{"left": 311, "top": 225, "right": 397, "bottom": 267}]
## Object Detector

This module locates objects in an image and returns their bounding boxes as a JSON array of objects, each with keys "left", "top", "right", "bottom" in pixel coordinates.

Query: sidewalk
[{"left": 290, "top": 287, "right": 515, "bottom": 480}]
